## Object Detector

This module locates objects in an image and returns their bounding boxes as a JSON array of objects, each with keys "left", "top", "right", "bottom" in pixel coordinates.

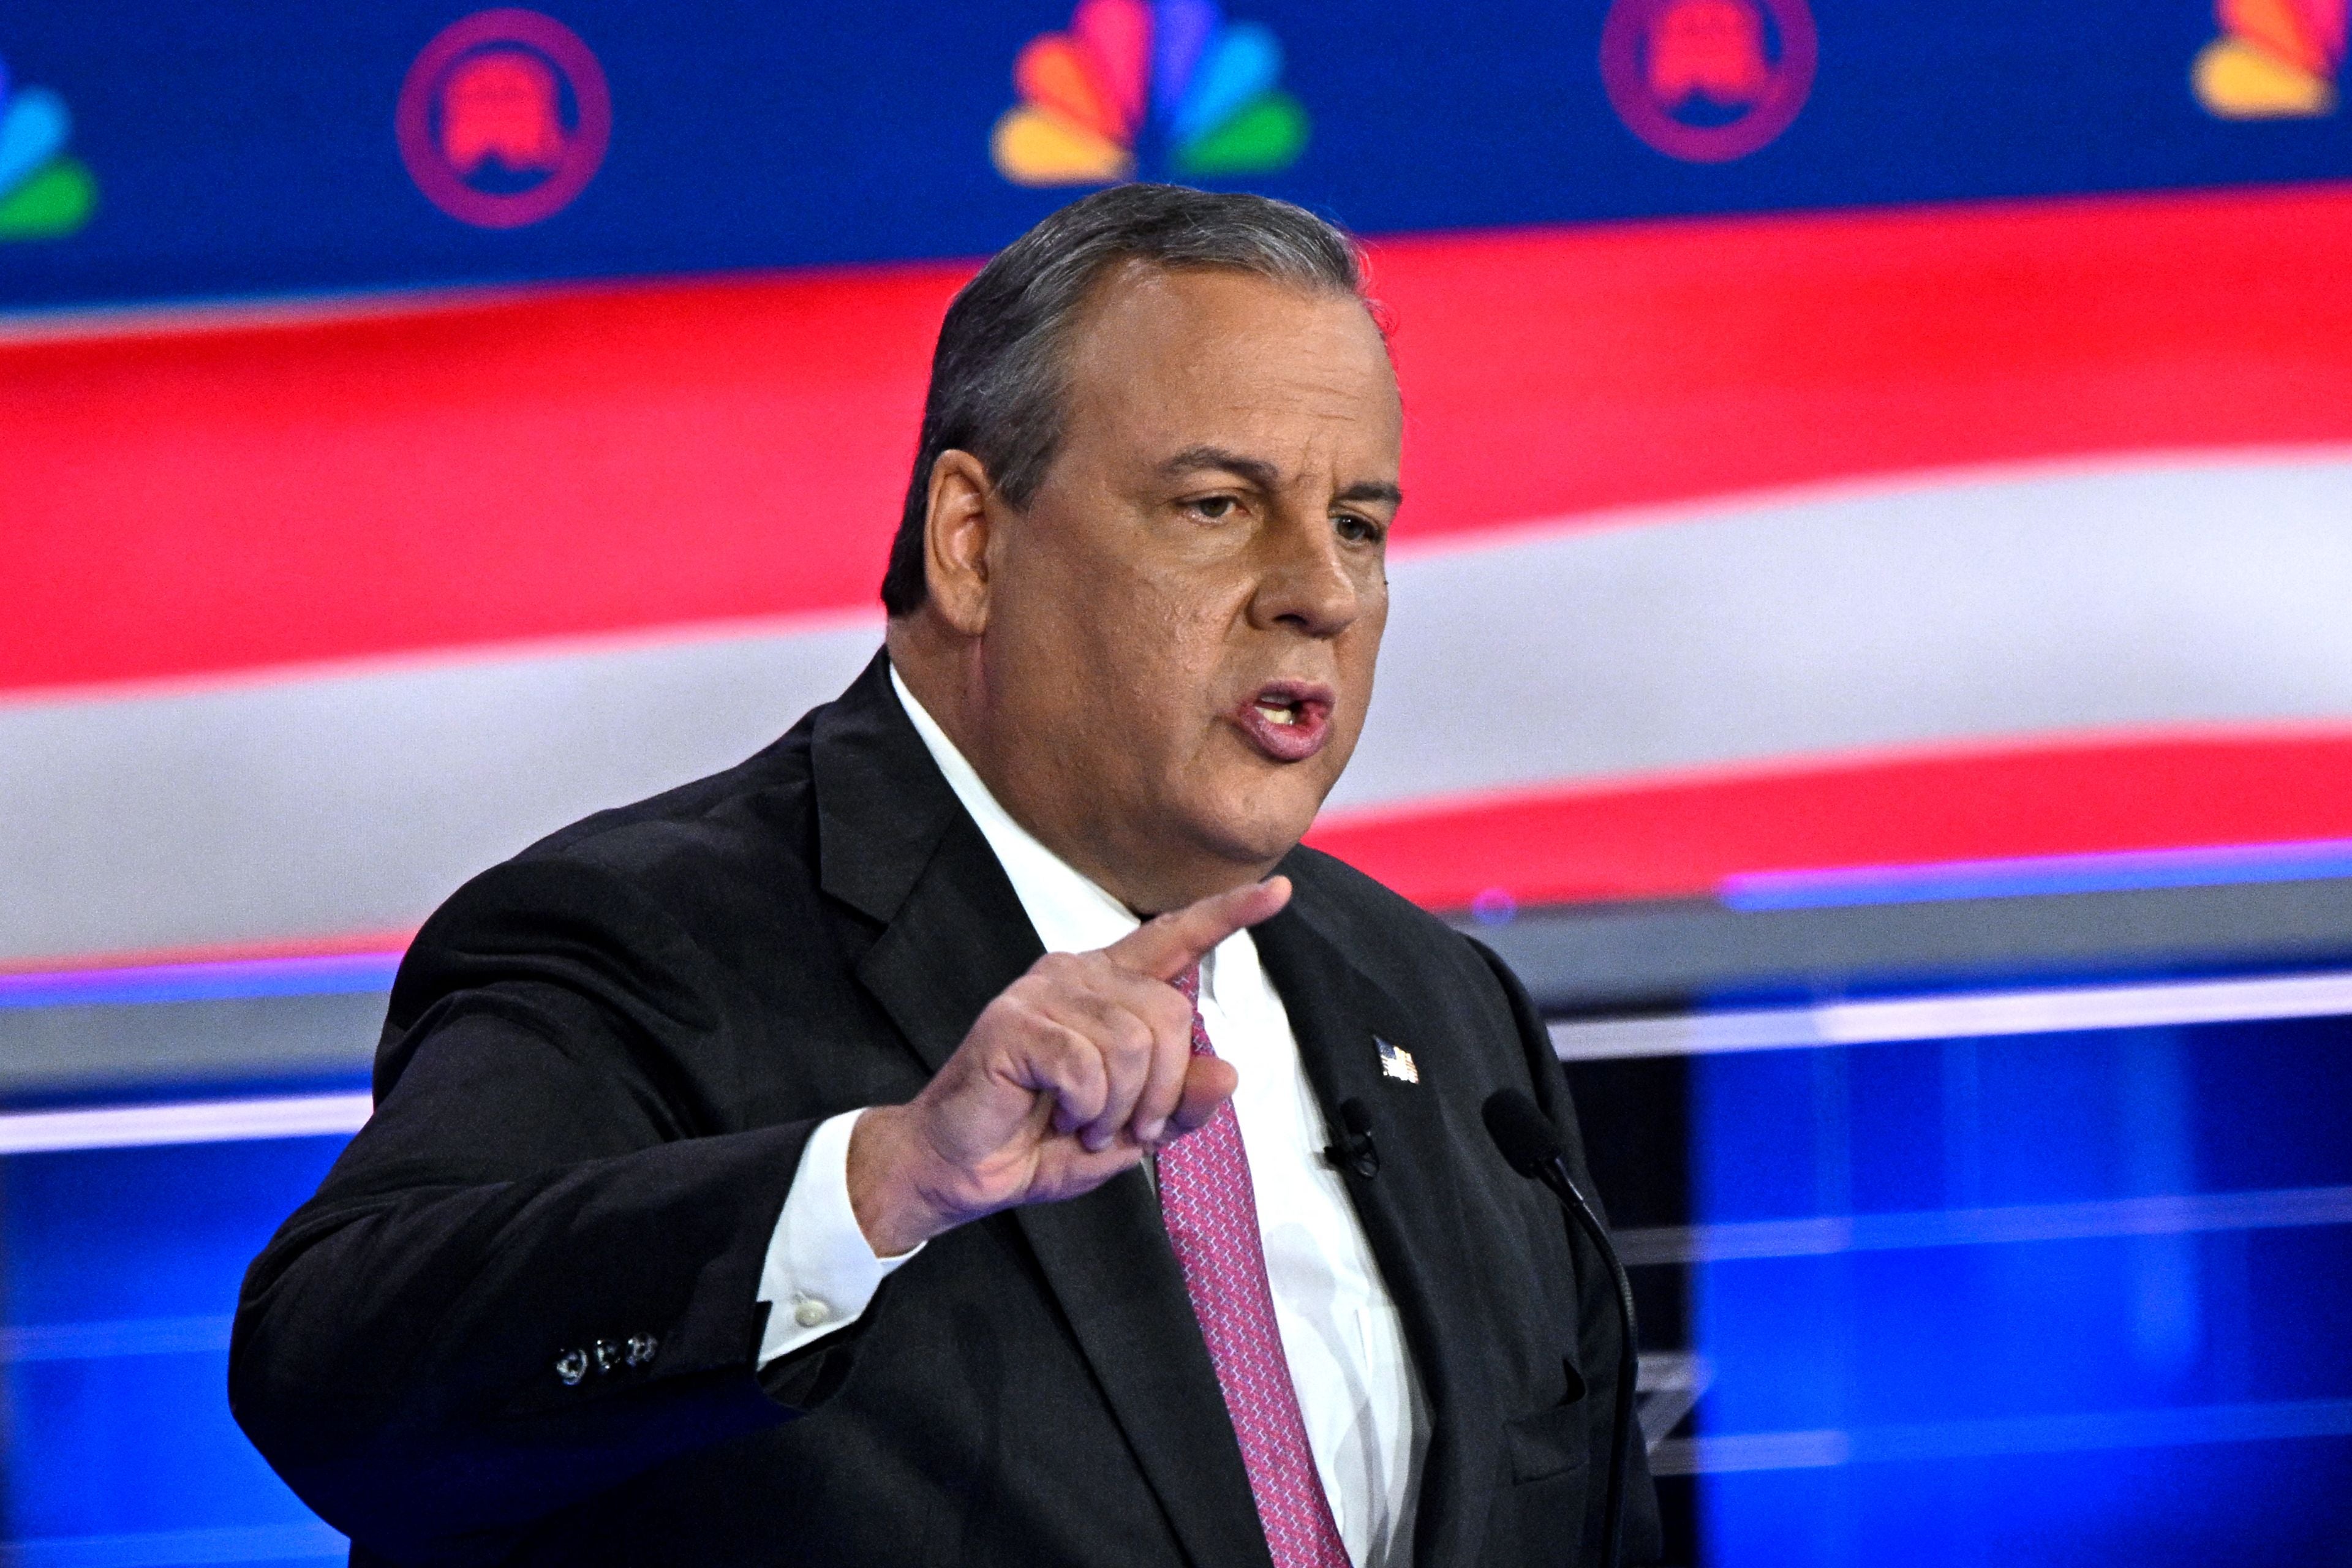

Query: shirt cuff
[{"left": 755, "top": 1108, "right": 921, "bottom": 1367}]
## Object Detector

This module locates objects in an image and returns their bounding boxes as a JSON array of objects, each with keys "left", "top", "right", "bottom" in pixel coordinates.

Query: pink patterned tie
[{"left": 1159, "top": 965, "right": 1354, "bottom": 1568}]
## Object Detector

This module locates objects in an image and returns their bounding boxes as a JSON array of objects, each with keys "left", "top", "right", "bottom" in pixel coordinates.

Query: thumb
[
  {"left": 1166, "top": 1054, "right": 1238, "bottom": 1137},
  {"left": 1104, "top": 876, "right": 1292, "bottom": 983}
]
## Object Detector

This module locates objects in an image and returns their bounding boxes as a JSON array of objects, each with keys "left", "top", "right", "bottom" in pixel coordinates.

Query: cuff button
[
  {"left": 555, "top": 1348, "right": 589, "bottom": 1386},
  {"left": 625, "top": 1333, "right": 658, "bottom": 1366}
]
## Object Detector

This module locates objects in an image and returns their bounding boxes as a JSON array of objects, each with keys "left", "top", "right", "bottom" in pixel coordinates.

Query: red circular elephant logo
[{"left": 397, "top": 9, "right": 611, "bottom": 228}]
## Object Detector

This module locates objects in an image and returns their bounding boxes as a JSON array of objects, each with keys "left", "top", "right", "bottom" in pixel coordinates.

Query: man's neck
[{"left": 883, "top": 620, "right": 1264, "bottom": 916}]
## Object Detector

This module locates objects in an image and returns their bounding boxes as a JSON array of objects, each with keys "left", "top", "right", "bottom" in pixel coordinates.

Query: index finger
[{"left": 1102, "top": 877, "right": 1292, "bottom": 983}]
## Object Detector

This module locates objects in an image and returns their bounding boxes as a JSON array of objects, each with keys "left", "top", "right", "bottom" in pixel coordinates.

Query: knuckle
[
  {"left": 968, "top": 993, "right": 1025, "bottom": 1042},
  {"left": 1002, "top": 993, "right": 1058, "bottom": 1038},
  {"left": 1047, "top": 1022, "right": 1096, "bottom": 1066},
  {"left": 1002, "top": 971, "right": 1053, "bottom": 1012}
]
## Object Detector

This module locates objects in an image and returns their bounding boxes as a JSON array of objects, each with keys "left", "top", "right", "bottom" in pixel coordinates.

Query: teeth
[{"left": 1256, "top": 702, "right": 1298, "bottom": 726}]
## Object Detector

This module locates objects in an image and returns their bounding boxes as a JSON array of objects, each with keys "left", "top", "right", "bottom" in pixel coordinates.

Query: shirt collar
[{"left": 889, "top": 661, "right": 1142, "bottom": 956}]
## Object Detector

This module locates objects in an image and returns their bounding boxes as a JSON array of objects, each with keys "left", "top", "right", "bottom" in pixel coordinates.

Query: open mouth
[
  {"left": 1253, "top": 698, "right": 1305, "bottom": 726},
  {"left": 1235, "top": 681, "right": 1334, "bottom": 763}
]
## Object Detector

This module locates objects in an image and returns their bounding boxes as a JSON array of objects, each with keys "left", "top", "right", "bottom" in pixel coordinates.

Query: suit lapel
[
  {"left": 811, "top": 655, "right": 1275, "bottom": 1568},
  {"left": 1253, "top": 888, "right": 1501, "bottom": 1568}
]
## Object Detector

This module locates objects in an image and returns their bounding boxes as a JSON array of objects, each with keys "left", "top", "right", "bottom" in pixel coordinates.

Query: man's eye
[
  {"left": 1188, "top": 496, "right": 1237, "bottom": 522},
  {"left": 1334, "top": 513, "right": 1383, "bottom": 544}
]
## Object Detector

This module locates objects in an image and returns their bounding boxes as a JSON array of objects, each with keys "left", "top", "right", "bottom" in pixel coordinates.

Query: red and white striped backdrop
[{"left": 10, "top": 182, "right": 2352, "bottom": 968}]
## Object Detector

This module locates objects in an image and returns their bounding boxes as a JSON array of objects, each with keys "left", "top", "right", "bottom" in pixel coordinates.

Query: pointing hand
[{"left": 845, "top": 877, "right": 1291, "bottom": 1256}]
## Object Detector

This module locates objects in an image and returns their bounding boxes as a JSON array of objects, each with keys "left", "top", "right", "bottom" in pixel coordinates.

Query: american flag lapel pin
[{"left": 1376, "top": 1036, "right": 1420, "bottom": 1085}]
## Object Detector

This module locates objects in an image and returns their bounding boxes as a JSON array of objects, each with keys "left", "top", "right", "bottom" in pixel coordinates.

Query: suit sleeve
[
  {"left": 228, "top": 856, "right": 865, "bottom": 1566},
  {"left": 1466, "top": 936, "right": 1666, "bottom": 1566}
]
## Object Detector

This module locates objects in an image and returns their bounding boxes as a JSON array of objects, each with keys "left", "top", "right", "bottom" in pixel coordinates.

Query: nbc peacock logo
[
  {"left": 0, "top": 52, "right": 97, "bottom": 241},
  {"left": 990, "top": 0, "right": 1308, "bottom": 187},
  {"left": 2194, "top": 0, "right": 2343, "bottom": 118}
]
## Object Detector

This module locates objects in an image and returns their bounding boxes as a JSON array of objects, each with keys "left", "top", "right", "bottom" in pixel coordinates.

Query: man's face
[{"left": 972, "top": 263, "right": 1401, "bottom": 910}]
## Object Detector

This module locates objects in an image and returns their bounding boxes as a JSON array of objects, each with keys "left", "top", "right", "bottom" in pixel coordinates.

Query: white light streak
[
  {"left": 1551, "top": 969, "right": 2352, "bottom": 1061},
  {"left": 1648, "top": 1397, "right": 2352, "bottom": 1476},
  {"left": 1613, "top": 1185, "right": 2352, "bottom": 1268},
  {"left": 0, "top": 1093, "right": 372, "bottom": 1155}
]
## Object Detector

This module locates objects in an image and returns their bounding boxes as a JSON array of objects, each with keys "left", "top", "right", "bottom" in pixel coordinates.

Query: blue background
[
  {"left": 1692, "top": 1015, "right": 2352, "bottom": 1564},
  {"left": 2, "top": 1, "right": 2348, "bottom": 307}
]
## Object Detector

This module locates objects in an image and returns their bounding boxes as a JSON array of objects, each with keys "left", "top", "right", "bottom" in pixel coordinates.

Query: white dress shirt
[{"left": 757, "top": 667, "right": 1427, "bottom": 1566}]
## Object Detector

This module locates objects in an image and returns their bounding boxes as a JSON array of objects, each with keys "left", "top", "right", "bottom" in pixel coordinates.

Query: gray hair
[{"left": 880, "top": 183, "right": 1370, "bottom": 616}]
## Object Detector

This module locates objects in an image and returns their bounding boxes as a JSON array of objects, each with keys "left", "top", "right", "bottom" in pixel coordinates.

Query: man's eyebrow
[
  {"left": 1161, "top": 445, "right": 1282, "bottom": 489},
  {"left": 1161, "top": 446, "right": 1404, "bottom": 508}
]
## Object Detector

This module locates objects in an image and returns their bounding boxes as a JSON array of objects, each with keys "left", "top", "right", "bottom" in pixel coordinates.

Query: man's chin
[{"left": 1177, "top": 790, "right": 1325, "bottom": 878}]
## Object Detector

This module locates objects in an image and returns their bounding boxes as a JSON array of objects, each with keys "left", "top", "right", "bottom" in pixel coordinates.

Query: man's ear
[{"left": 924, "top": 450, "right": 998, "bottom": 638}]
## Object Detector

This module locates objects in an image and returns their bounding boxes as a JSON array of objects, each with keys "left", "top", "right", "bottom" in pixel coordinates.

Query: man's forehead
[
  {"left": 1071, "top": 262, "right": 1387, "bottom": 371},
  {"left": 1054, "top": 265, "right": 1400, "bottom": 482}
]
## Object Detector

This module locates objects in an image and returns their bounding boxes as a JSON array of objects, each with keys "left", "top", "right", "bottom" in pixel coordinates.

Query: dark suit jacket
[{"left": 230, "top": 652, "right": 1660, "bottom": 1568}]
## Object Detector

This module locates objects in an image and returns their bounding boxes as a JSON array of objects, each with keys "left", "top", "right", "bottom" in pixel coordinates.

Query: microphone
[
  {"left": 1322, "top": 1097, "right": 1379, "bottom": 1178},
  {"left": 1483, "top": 1089, "right": 1639, "bottom": 1568}
]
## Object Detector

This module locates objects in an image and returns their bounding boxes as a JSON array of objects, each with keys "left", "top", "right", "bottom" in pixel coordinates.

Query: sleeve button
[
  {"left": 625, "top": 1333, "right": 658, "bottom": 1366},
  {"left": 792, "top": 1295, "right": 832, "bottom": 1329},
  {"left": 555, "top": 1348, "right": 589, "bottom": 1386},
  {"left": 592, "top": 1339, "right": 623, "bottom": 1374}
]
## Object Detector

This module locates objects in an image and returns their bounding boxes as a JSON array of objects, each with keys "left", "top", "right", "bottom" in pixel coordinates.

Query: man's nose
[{"left": 1248, "top": 508, "right": 1365, "bottom": 638}]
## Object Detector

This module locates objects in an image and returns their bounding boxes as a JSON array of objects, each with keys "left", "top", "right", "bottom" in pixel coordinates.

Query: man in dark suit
[{"left": 232, "top": 183, "right": 1659, "bottom": 1568}]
